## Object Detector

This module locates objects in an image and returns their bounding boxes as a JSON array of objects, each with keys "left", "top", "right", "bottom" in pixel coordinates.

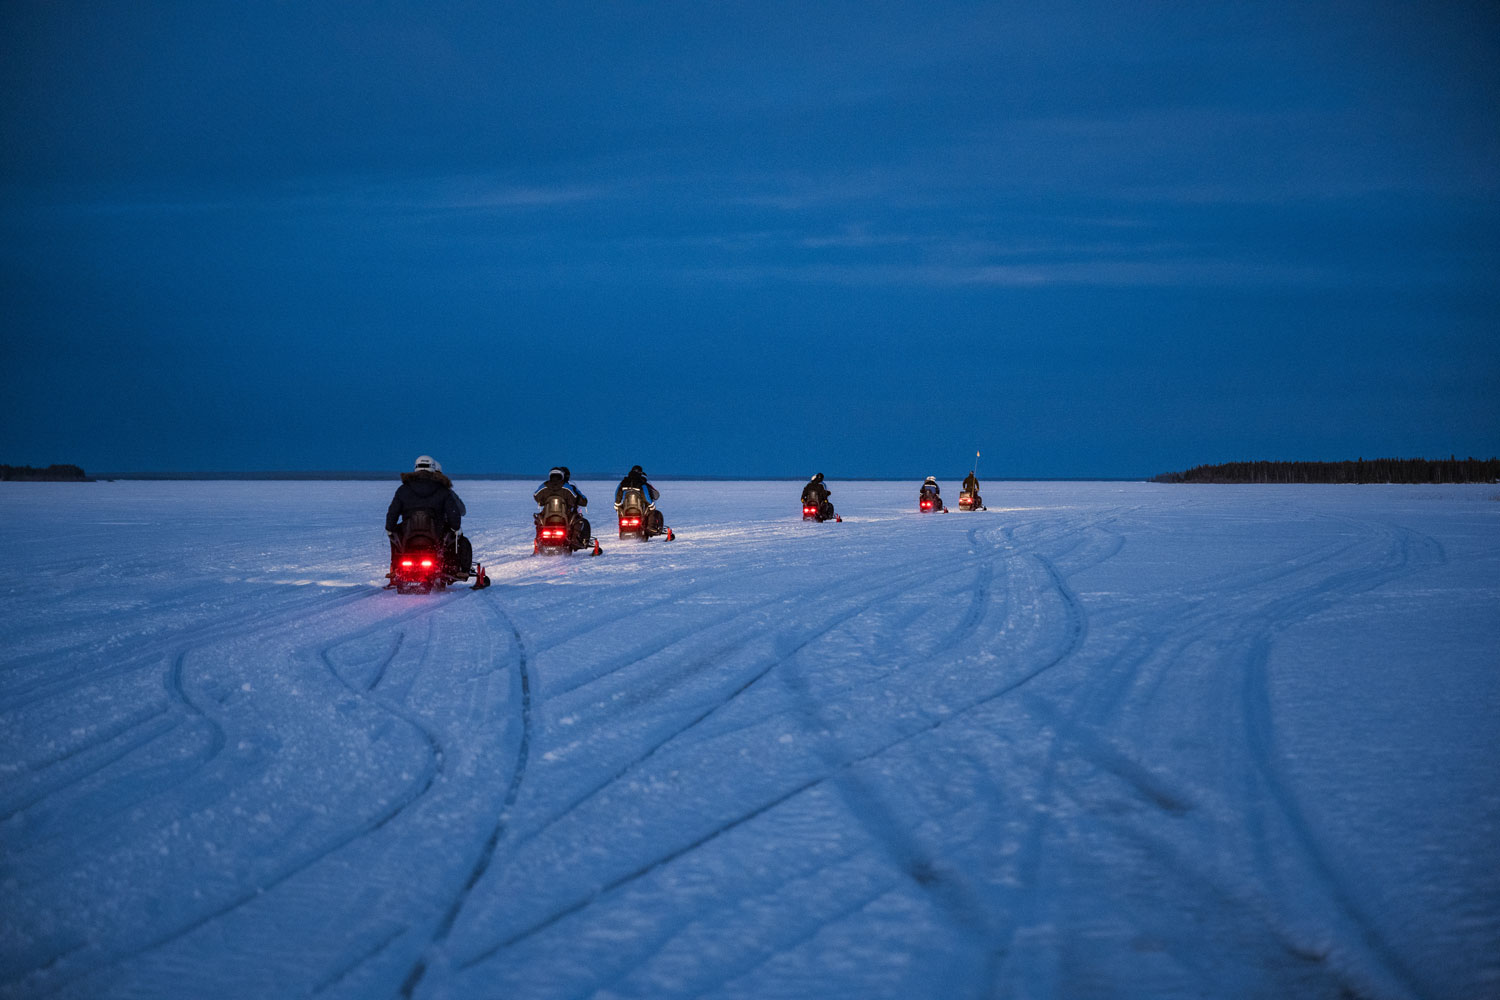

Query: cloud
[
  {"left": 392, "top": 177, "right": 620, "bottom": 210},
  {"left": 16, "top": 174, "right": 623, "bottom": 218},
  {"left": 797, "top": 225, "right": 915, "bottom": 249},
  {"left": 669, "top": 258, "right": 1336, "bottom": 289}
]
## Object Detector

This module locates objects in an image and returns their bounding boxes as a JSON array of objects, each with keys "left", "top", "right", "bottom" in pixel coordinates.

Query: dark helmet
[
  {"left": 548, "top": 467, "right": 564, "bottom": 483},
  {"left": 560, "top": 466, "right": 572, "bottom": 483},
  {"left": 812, "top": 472, "right": 824, "bottom": 482},
  {"left": 631, "top": 465, "right": 643, "bottom": 476}
]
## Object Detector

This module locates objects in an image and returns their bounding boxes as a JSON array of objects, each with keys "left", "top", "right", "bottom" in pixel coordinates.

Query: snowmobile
[
  {"left": 534, "top": 495, "right": 601, "bottom": 556},
  {"left": 387, "top": 511, "right": 488, "bottom": 592},
  {"left": 958, "top": 490, "right": 985, "bottom": 511},
  {"left": 390, "top": 546, "right": 464, "bottom": 593},
  {"left": 918, "top": 475, "right": 947, "bottom": 512},
  {"left": 616, "top": 486, "right": 673, "bottom": 541},
  {"left": 802, "top": 500, "right": 841, "bottom": 523}
]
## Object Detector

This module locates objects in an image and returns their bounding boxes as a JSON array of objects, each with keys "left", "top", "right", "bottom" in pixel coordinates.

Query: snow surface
[{"left": 2, "top": 480, "right": 1497, "bottom": 1000}]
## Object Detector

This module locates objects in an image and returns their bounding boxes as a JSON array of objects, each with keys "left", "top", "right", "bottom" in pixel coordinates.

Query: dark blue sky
[{"left": 3, "top": 1, "right": 1496, "bottom": 478}]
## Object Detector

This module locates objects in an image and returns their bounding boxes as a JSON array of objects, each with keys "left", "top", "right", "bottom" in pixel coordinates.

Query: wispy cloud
[
  {"left": 20, "top": 174, "right": 625, "bottom": 217},
  {"left": 797, "top": 225, "right": 914, "bottom": 249},
  {"left": 669, "top": 258, "right": 1337, "bottom": 289},
  {"left": 386, "top": 177, "right": 620, "bottom": 210}
]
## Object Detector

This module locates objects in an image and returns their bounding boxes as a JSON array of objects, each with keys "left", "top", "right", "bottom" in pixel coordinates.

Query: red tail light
[
  {"left": 400, "top": 559, "right": 414, "bottom": 567},
  {"left": 540, "top": 526, "right": 568, "bottom": 540},
  {"left": 419, "top": 558, "right": 434, "bottom": 569},
  {"left": 803, "top": 505, "right": 817, "bottom": 515},
  {"left": 619, "top": 517, "right": 641, "bottom": 528}
]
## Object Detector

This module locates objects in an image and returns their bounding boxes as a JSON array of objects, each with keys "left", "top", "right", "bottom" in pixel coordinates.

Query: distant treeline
[
  {"left": 1154, "top": 457, "right": 1500, "bottom": 484},
  {"left": 0, "top": 464, "right": 89, "bottom": 482}
]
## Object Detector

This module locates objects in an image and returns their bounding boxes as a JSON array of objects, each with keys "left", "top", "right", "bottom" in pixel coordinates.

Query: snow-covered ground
[{"left": 2, "top": 479, "right": 1497, "bottom": 1000}]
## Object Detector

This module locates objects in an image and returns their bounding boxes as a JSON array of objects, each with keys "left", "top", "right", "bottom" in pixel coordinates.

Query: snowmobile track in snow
[
  {"left": 505, "top": 542, "right": 1013, "bottom": 861},
  {"left": 4, "top": 482, "right": 1493, "bottom": 1000},
  {"left": 396, "top": 597, "right": 532, "bottom": 998},
  {"left": 459, "top": 516, "right": 1106, "bottom": 979},
  {"left": 8, "top": 586, "right": 504, "bottom": 997}
]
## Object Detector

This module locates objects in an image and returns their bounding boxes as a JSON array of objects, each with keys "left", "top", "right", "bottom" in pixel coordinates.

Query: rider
[
  {"left": 919, "top": 476, "right": 942, "bottom": 505},
  {"left": 534, "top": 466, "right": 592, "bottom": 549},
  {"left": 962, "top": 469, "right": 983, "bottom": 506},
  {"left": 801, "top": 473, "right": 836, "bottom": 521},
  {"left": 615, "top": 464, "right": 664, "bottom": 534},
  {"left": 560, "top": 467, "right": 589, "bottom": 512},
  {"left": 386, "top": 455, "right": 469, "bottom": 571}
]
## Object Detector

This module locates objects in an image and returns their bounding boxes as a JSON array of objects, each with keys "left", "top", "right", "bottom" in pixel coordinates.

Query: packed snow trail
[{"left": 1, "top": 481, "right": 1496, "bottom": 1000}]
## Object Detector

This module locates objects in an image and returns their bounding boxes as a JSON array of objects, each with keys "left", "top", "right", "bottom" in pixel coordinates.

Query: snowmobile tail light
[
  {"left": 420, "top": 558, "right": 434, "bottom": 569},
  {"left": 400, "top": 559, "right": 414, "bottom": 568}
]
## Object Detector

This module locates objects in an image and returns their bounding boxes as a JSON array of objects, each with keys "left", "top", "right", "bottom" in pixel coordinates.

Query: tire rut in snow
[
  {"left": 10, "top": 588, "right": 478, "bottom": 995},
  {"left": 0, "top": 590, "right": 399, "bottom": 853},
  {"left": 396, "top": 597, "right": 532, "bottom": 999},
  {"left": 542, "top": 546, "right": 974, "bottom": 701},
  {"left": 453, "top": 548, "right": 1004, "bottom": 973},
  {"left": 750, "top": 535, "right": 1086, "bottom": 984},
  {"left": 1231, "top": 519, "right": 1445, "bottom": 1000},
  {"left": 460, "top": 775, "right": 826, "bottom": 968},
  {"left": 507, "top": 544, "right": 1002, "bottom": 861},
  {"left": 460, "top": 524, "right": 1103, "bottom": 984},
  {"left": 0, "top": 586, "right": 380, "bottom": 713},
  {"left": 1000, "top": 512, "right": 1444, "bottom": 999}
]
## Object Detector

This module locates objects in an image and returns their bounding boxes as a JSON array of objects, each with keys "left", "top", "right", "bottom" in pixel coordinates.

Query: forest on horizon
[
  {"left": 0, "top": 464, "right": 89, "bottom": 482},
  {"left": 1154, "top": 457, "right": 1500, "bottom": 484}
]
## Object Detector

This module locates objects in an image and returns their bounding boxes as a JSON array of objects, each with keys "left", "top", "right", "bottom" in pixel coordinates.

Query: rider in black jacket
[
  {"left": 801, "top": 473, "right": 836, "bottom": 521},
  {"left": 615, "top": 465, "right": 660, "bottom": 505},
  {"left": 534, "top": 467, "right": 592, "bottom": 549},
  {"left": 615, "top": 464, "right": 666, "bottom": 535},
  {"left": 386, "top": 455, "right": 468, "bottom": 568}
]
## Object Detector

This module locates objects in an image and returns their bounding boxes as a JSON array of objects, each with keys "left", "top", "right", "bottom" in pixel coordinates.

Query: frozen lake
[{"left": 2, "top": 479, "right": 1497, "bottom": 1000}]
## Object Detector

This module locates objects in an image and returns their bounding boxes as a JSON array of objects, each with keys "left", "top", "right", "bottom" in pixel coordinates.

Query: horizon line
[{"left": 79, "top": 470, "right": 1147, "bottom": 483}]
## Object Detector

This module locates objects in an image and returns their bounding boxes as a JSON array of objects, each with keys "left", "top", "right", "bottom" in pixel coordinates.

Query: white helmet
[
  {"left": 414, "top": 455, "right": 442, "bottom": 473},
  {"left": 924, "top": 476, "right": 937, "bottom": 483}
]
